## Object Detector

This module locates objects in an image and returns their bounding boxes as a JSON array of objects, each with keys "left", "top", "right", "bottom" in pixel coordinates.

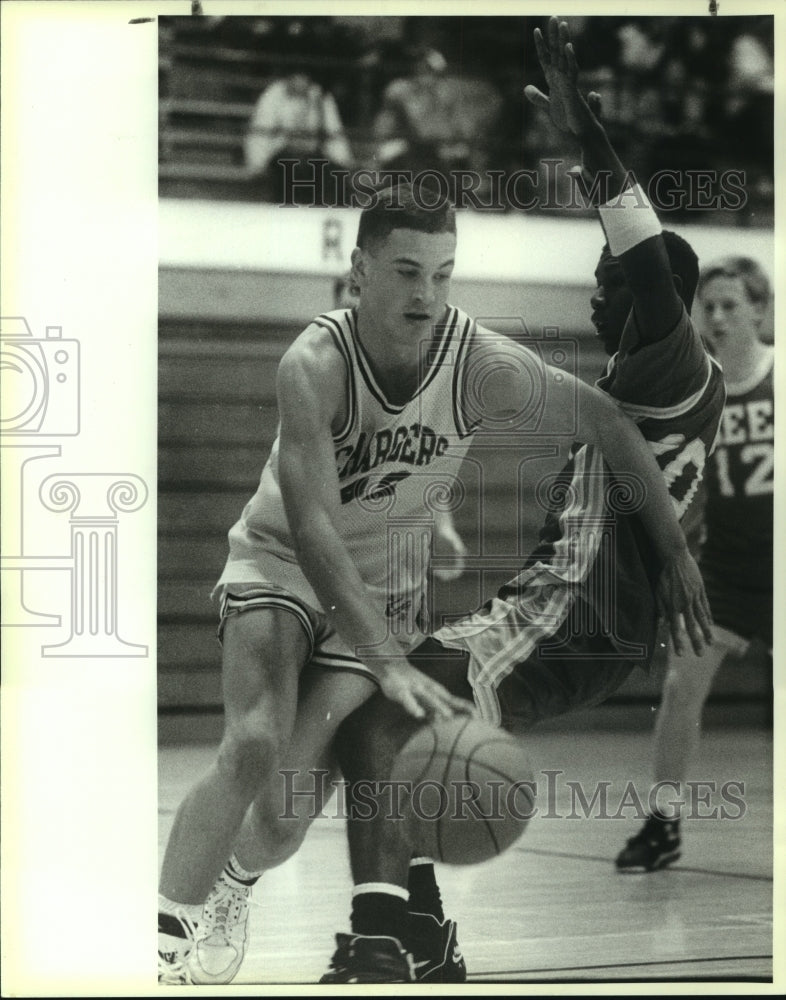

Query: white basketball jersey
[{"left": 219, "top": 306, "right": 478, "bottom": 618}]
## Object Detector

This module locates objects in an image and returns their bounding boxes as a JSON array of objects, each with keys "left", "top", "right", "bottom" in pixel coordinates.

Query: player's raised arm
[
  {"left": 525, "top": 16, "right": 682, "bottom": 344},
  {"left": 276, "top": 329, "right": 470, "bottom": 720}
]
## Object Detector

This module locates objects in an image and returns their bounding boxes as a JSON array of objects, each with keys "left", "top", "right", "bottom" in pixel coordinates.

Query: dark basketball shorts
[
  {"left": 412, "top": 598, "right": 650, "bottom": 736},
  {"left": 426, "top": 458, "right": 661, "bottom": 732}
]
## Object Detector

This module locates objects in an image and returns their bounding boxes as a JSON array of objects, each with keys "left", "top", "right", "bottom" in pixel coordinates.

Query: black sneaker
[
  {"left": 319, "top": 933, "right": 415, "bottom": 983},
  {"left": 158, "top": 909, "right": 197, "bottom": 985},
  {"left": 616, "top": 815, "right": 681, "bottom": 872},
  {"left": 408, "top": 912, "right": 467, "bottom": 983}
]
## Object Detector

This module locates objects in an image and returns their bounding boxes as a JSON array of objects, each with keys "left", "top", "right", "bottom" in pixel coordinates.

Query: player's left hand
[
  {"left": 655, "top": 548, "right": 714, "bottom": 656},
  {"left": 524, "top": 16, "right": 599, "bottom": 140}
]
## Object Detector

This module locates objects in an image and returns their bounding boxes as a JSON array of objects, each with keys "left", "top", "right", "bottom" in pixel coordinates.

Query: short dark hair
[
  {"left": 600, "top": 229, "right": 699, "bottom": 312},
  {"left": 356, "top": 183, "right": 456, "bottom": 250},
  {"left": 697, "top": 255, "right": 771, "bottom": 308}
]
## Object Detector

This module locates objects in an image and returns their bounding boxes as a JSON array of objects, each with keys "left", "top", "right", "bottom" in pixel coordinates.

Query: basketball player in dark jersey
[
  {"left": 319, "top": 18, "right": 724, "bottom": 983},
  {"left": 616, "top": 255, "right": 773, "bottom": 871}
]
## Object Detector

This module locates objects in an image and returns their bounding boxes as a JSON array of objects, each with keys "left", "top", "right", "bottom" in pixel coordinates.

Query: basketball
[{"left": 390, "top": 716, "right": 536, "bottom": 865}]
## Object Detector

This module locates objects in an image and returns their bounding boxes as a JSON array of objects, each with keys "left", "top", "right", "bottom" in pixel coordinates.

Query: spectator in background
[
  {"left": 723, "top": 24, "right": 774, "bottom": 173},
  {"left": 616, "top": 257, "right": 773, "bottom": 872},
  {"left": 372, "top": 46, "right": 502, "bottom": 200},
  {"left": 245, "top": 63, "right": 354, "bottom": 206}
]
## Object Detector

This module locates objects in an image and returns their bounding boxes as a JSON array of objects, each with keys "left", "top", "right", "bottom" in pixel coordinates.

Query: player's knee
[{"left": 216, "top": 728, "right": 280, "bottom": 793}]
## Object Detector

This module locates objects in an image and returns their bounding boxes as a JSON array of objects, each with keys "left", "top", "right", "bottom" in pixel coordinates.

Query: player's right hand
[
  {"left": 524, "top": 16, "right": 599, "bottom": 140},
  {"left": 655, "top": 547, "right": 714, "bottom": 657},
  {"left": 376, "top": 658, "right": 475, "bottom": 721}
]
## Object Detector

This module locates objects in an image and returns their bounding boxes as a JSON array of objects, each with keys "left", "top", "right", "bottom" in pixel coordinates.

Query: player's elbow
[{"left": 599, "top": 401, "right": 636, "bottom": 448}]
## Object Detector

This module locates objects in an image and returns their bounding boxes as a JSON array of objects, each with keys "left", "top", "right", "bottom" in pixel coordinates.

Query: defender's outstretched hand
[
  {"left": 655, "top": 548, "right": 714, "bottom": 657},
  {"left": 524, "top": 16, "right": 599, "bottom": 139}
]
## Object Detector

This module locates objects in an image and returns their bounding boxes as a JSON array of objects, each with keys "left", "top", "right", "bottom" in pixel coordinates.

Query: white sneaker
[
  {"left": 188, "top": 873, "right": 252, "bottom": 984},
  {"left": 158, "top": 908, "right": 196, "bottom": 985}
]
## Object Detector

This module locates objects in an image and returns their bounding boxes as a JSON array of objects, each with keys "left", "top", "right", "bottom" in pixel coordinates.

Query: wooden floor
[{"left": 159, "top": 727, "right": 774, "bottom": 986}]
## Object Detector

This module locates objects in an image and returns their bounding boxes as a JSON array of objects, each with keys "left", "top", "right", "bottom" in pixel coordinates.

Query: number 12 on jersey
[{"left": 713, "top": 442, "right": 774, "bottom": 498}]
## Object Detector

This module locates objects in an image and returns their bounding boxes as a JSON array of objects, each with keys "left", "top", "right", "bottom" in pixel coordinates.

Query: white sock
[
  {"left": 225, "top": 853, "right": 263, "bottom": 886},
  {"left": 352, "top": 882, "right": 409, "bottom": 901}
]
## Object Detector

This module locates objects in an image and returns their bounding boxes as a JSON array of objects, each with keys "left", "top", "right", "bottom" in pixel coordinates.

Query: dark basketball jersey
[
  {"left": 596, "top": 304, "right": 726, "bottom": 517},
  {"left": 436, "top": 305, "right": 726, "bottom": 726},
  {"left": 700, "top": 351, "right": 774, "bottom": 594}
]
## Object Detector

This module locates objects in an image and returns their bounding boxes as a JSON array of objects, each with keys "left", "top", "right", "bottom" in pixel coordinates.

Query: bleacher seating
[{"left": 158, "top": 14, "right": 774, "bottom": 223}]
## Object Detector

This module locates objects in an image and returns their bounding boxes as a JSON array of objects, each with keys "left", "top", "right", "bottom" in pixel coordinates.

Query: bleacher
[
  {"left": 158, "top": 319, "right": 280, "bottom": 707},
  {"left": 158, "top": 13, "right": 775, "bottom": 220}
]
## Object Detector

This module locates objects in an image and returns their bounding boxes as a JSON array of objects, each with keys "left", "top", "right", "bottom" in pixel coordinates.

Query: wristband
[{"left": 598, "top": 182, "right": 662, "bottom": 256}]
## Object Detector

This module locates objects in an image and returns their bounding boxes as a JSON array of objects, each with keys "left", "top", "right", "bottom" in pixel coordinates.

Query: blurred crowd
[{"left": 160, "top": 14, "right": 774, "bottom": 220}]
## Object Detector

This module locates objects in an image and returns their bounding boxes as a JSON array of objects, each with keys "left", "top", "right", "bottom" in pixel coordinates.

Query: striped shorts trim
[
  {"left": 217, "top": 587, "right": 315, "bottom": 648},
  {"left": 436, "top": 444, "right": 608, "bottom": 725},
  {"left": 215, "top": 584, "right": 380, "bottom": 684}
]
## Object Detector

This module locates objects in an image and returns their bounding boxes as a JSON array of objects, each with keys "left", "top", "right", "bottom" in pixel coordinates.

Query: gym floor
[{"left": 158, "top": 726, "right": 774, "bottom": 986}]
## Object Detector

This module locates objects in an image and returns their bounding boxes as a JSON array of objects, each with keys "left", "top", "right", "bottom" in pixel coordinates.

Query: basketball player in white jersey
[
  {"left": 158, "top": 176, "right": 713, "bottom": 985},
  {"left": 616, "top": 256, "right": 773, "bottom": 871},
  {"left": 158, "top": 188, "right": 473, "bottom": 985}
]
